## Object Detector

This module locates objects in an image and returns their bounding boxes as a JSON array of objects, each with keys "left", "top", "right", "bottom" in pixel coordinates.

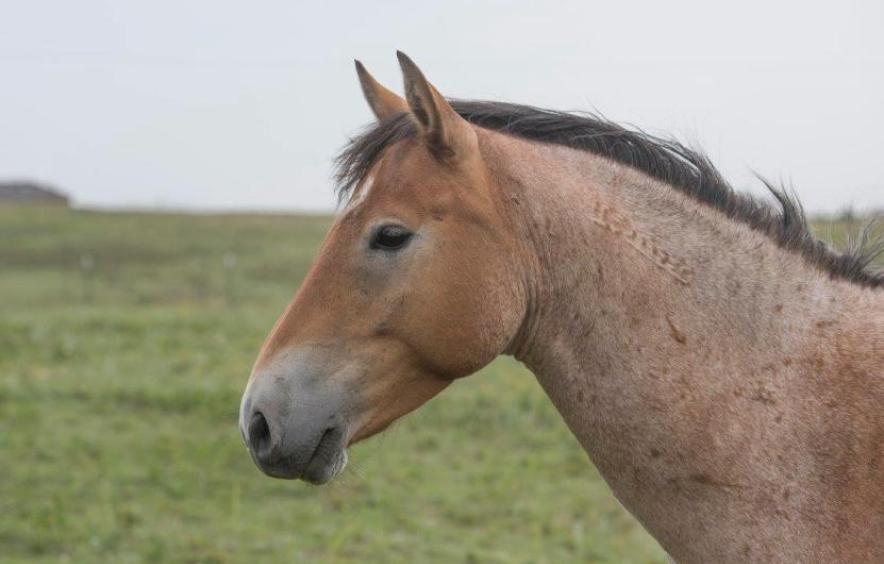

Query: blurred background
[{"left": 1, "top": 1, "right": 881, "bottom": 562}]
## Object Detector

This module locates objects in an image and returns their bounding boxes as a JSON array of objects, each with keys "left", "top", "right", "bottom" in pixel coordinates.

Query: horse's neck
[
  {"left": 494, "top": 135, "right": 849, "bottom": 370},
  {"left": 487, "top": 133, "right": 882, "bottom": 561}
]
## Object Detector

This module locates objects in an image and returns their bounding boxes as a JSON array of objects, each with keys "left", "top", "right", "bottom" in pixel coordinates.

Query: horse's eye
[{"left": 371, "top": 225, "right": 413, "bottom": 251}]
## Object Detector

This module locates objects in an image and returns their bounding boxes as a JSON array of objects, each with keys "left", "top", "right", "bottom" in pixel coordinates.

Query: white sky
[{"left": 1, "top": 0, "right": 882, "bottom": 213}]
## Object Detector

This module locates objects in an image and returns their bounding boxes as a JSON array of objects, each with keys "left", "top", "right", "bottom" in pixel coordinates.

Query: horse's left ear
[{"left": 396, "top": 51, "right": 477, "bottom": 160}]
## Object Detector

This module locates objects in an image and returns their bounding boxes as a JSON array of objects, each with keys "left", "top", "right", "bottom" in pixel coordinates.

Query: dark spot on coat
[
  {"left": 751, "top": 385, "right": 776, "bottom": 405},
  {"left": 665, "top": 315, "right": 687, "bottom": 345},
  {"left": 690, "top": 473, "right": 742, "bottom": 489}
]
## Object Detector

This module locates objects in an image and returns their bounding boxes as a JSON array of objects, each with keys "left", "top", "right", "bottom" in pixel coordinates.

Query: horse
[{"left": 239, "top": 52, "right": 884, "bottom": 562}]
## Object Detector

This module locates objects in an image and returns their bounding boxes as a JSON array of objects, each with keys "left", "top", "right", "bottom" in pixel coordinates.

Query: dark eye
[{"left": 370, "top": 225, "right": 413, "bottom": 251}]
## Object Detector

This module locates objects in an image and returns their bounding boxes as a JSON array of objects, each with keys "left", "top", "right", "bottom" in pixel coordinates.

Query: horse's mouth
[
  {"left": 249, "top": 423, "right": 348, "bottom": 484},
  {"left": 300, "top": 428, "right": 349, "bottom": 485}
]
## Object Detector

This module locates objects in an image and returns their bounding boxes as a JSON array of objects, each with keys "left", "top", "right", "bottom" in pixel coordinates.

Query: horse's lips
[{"left": 300, "top": 428, "right": 348, "bottom": 485}]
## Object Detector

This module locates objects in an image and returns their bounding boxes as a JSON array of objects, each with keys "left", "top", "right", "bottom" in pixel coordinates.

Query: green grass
[{"left": 0, "top": 207, "right": 875, "bottom": 563}]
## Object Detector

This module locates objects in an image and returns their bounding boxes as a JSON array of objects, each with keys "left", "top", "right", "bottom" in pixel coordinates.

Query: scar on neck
[{"left": 589, "top": 200, "right": 693, "bottom": 285}]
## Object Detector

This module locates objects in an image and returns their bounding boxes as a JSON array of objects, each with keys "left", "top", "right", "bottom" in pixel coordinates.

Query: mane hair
[{"left": 335, "top": 100, "right": 883, "bottom": 288}]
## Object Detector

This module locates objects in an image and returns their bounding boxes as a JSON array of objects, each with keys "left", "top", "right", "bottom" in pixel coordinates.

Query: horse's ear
[
  {"left": 355, "top": 60, "right": 408, "bottom": 121},
  {"left": 396, "top": 51, "right": 476, "bottom": 159}
]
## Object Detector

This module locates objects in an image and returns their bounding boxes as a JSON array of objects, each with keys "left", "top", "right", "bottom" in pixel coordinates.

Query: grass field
[{"left": 0, "top": 207, "right": 874, "bottom": 563}]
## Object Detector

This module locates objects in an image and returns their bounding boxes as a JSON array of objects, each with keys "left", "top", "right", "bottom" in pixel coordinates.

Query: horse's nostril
[{"left": 248, "top": 411, "right": 272, "bottom": 456}]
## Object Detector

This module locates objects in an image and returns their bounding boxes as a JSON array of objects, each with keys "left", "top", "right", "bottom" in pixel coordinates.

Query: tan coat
[{"left": 240, "top": 53, "right": 884, "bottom": 562}]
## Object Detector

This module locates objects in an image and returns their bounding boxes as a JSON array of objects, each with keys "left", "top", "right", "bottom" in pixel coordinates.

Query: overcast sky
[{"left": 1, "top": 1, "right": 882, "bottom": 213}]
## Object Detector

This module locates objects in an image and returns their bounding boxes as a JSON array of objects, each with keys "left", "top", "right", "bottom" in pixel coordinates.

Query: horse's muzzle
[{"left": 239, "top": 364, "right": 348, "bottom": 484}]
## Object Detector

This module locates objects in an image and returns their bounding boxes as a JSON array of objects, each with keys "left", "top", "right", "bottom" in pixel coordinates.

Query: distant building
[{"left": 0, "top": 181, "right": 70, "bottom": 207}]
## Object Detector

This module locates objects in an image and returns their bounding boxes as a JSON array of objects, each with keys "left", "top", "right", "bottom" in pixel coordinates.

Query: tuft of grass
[{"left": 2, "top": 206, "right": 872, "bottom": 562}]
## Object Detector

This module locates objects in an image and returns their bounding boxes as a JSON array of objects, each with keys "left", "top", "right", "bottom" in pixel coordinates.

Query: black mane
[{"left": 336, "top": 100, "right": 883, "bottom": 288}]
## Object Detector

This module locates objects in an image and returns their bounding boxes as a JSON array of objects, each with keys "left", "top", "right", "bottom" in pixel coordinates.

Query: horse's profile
[{"left": 239, "top": 53, "right": 883, "bottom": 562}]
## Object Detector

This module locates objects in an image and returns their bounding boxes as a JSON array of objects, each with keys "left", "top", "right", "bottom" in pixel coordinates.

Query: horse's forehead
[
  {"left": 343, "top": 173, "right": 376, "bottom": 211},
  {"left": 378, "top": 142, "right": 446, "bottom": 192},
  {"left": 350, "top": 142, "right": 461, "bottom": 212}
]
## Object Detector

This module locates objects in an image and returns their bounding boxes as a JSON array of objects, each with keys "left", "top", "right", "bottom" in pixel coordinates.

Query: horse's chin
[{"left": 300, "top": 447, "right": 348, "bottom": 485}]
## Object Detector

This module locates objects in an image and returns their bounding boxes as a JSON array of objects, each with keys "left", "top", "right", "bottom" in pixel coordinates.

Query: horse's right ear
[
  {"left": 396, "top": 51, "right": 476, "bottom": 161},
  {"left": 355, "top": 60, "right": 408, "bottom": 121}
]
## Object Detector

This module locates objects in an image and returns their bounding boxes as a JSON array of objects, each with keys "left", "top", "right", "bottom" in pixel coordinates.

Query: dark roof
[
  {"left": 335, "top": 100, "right": 883, "bottom": 289},
  {"left": 0, "top": 181, "right": 69, "bottom": 203}
]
